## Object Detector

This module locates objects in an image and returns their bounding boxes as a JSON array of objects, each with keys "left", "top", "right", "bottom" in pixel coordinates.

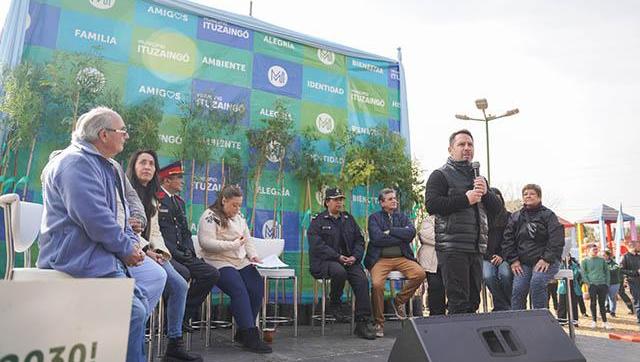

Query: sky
[{"left": 1, "top": 0, "right": 638, "bottom": 222}]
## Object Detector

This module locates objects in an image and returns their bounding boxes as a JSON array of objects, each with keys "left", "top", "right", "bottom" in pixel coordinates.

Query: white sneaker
[
  {"left": 604, "top": 322, "right": 612, "bottom": 330},
  {"left": 375, "top": 324, "right": 384, "bottom": 338},
  {"left": 589, "top": 321, "right": 597, "bottom": 328}
]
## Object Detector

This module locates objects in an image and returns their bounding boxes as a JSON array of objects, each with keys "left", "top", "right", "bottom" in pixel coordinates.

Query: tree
[
  {"left": 115, "top": 97, "right": 164, "bottom": 165},
  {"left": 245, "top": 100, "right": 295, "bottom": 234},
  {"left": 0, "top": 62, "right": 47, "bottom": 197},
  {"left": 175, "top": 92, "right": 245, "bottom": 223}
]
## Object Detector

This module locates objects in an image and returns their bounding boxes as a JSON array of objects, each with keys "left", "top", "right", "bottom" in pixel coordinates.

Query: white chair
[
  {"left": 0, "top": 193, "right": 70, "bottom": 281},
  {"left": 253, "top": 237, "right": 298, "bottom": 337}
]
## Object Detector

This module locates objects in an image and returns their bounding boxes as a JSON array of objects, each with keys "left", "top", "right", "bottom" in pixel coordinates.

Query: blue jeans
[
  {"left": 482, "top": 260, "right": 513, "bottom": 311},
  {"left": 607, "top": 283, "right": 620, "bottom": 314},
  {"left": 129, "top": 256, "right": 167, "bottom": 313},
  {"left": 511, "top": 262, "right": 560, "bottom": 310},
  {"left": 102, "top": 261, "right": 148, "bottom": 362},
  {"left": 161, "top": 261, "right": 189, "bottom": 338},
  {"left": 216, "top": 265, "right": 264, "bottom": 329}
]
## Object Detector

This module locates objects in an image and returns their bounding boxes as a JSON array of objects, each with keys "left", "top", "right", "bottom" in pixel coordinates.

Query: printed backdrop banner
[{"left": 7, "top": 0, "right": 407, "bottom": 301}]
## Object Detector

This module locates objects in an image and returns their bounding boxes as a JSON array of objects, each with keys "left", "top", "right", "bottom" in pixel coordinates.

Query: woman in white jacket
[
  {"left": 417, "top": 215, "right": 446, "bottom": 315},
  {"left": 125, "top": 150, "right": 198, "bottom": 361},
  {"left": 197, "top": 185, "right": 271, "bottom": 354}
]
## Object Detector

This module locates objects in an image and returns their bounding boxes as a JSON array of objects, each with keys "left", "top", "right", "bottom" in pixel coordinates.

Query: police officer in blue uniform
[
  {"left": 308, "top": 188, "right": 376, "bottom": 339},
  {"left": 157, "top": 161, "right": 219, "bottom": 325}
]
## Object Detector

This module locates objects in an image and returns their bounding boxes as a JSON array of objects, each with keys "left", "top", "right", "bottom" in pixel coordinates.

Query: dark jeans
[
  {"left": 588, "top": 284, "right": 608, "bottom": 322},
  {"left": 437, "top": 251, "right": 482, "bottom": 314},
  {"left": 324, "top": 261, "right": 372, "bottom": 319},
  {"left": 577, "top": 295, "right": 587, "bottom": 315},
  {"left": 482, "top": 260, "right": 512, "bottom": 311},
  {"left": 558, "top": 281, "right": 578, "bottom": 322},
  {"left": 217, "top": 265, "right": 264, "bottom": 329},
  {"left": 171, "top": 257, "right": 219, "bottom": 319},
  {"left": 619, "top": 283, "right": 635, "bottom": 313},
  {"left": 629, "top": 279, "right": 640, "bottom": 322},
  {"left": 426, "top": 267, "right": 446, "bottom": 315}
]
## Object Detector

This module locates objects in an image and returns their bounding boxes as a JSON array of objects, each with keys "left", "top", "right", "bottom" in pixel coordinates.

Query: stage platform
[{"left": 160, "top": 320, "right": 640, "bottom": 362}]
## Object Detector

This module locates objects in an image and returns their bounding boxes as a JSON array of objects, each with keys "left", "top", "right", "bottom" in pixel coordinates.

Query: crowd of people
[{"left": 34, "top": 107, "right": 640, "bottom": 362}]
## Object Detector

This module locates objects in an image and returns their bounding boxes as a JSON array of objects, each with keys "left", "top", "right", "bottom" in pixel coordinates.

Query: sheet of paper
[{"left": 253, "top": 254, "right": 288, "bottom": 268}]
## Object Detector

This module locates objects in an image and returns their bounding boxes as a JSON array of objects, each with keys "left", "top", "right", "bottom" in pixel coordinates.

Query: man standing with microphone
[{"left": 425, "top": 129, "right": 501, "bottom": 314}]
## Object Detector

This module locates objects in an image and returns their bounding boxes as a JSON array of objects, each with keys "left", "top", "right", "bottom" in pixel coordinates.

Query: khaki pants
[{"left": 370, "top": 257, "right": 426, "bottom": 326}]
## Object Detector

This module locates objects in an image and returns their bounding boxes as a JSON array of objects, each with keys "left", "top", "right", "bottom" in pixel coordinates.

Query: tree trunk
[
  {"left": 188, "top": 159, "right": 196, "bottom": 227},
  {"left": 21, "top": 137, "right": 37, "bottom": 200},
  {"left": 220, "top": 157, "right": 225, "bottom": 188},
  {"left": 271, "top": 155, "right": 285, "bottom": 237},
  {"left": 71, "top": 90, "right": 80, "bottom": 132},
  {"left": 249, "top": 160, "right": 264, "bottom": 235},
  {"left": 203, "top": 161, "right": 210, "bottom": 207},
  {"left": 299, "top": 178, "right": 312, "bottom": 301}
]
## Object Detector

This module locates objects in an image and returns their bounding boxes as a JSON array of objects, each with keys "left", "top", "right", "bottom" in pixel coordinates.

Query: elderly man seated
[{"left": 38, "top": 107, "right": 163, "bottom": 362}]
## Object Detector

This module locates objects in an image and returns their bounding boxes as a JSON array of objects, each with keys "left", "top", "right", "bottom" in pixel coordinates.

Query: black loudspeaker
[{"left": 389, "top": 310, "right": 585, "bottom": 362}]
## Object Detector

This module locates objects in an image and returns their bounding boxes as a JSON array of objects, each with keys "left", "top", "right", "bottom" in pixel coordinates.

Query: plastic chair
[{"left": 0, "top": 193, "right": 70, "bottom": 281}]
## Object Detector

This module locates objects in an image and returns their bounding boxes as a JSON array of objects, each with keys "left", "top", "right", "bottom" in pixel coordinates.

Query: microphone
[{"left": 471, "top": 161, "right": 480, "bottom": 178}]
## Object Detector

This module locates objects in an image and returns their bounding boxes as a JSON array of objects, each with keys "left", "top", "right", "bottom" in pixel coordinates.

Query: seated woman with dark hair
[
  {"left": 126, "top": 150, "right": 200, "bottom": 361},
  {"left": 502, "top": 183, "right": 565, "bottom": 311},
  {"left": 197, "top": 185, "right": 271, "bottom": 354}
]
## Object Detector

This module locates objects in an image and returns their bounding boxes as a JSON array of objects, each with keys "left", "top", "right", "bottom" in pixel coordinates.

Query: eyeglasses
[{"left": 104, "top": 127, "right": 129, "bottom": 135}]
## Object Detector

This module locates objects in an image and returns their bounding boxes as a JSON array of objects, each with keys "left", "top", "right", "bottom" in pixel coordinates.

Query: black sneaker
[
  {"left": 354, "top": 321, "right": 376, "bottom": 340},
  {"left": 165, "top": 337, "right": 203, "bottom": 361}
]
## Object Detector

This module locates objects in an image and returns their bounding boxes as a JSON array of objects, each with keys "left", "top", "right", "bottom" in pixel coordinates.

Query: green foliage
[
  {"left": 246, "top": 100, "right": 295, "bottom": 170},
  {"left": 116, "top": 97, "right": 164, "bottom": 164},
  {"left": 0, "top": 62, "right": 47, "bottom": 161},
  {"left": 44, "top": 51, "right": 109, "bottom": 133},
  {"left": 342, "top": 126, "right": 424, "bottom": 213},
  {"left": 176, "top": 93, "right": 244, "bottom": 164},
  {"left": 291, "top": 127, "right": 335, "bottom": 193},
  {"left": 245, "top": 99, "right": 295, "bottom": 230}
]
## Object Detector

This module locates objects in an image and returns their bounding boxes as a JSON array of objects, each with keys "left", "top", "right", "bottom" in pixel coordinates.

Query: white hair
[{"left": 72, "top": 106, "right": 120, "bottom": 142}]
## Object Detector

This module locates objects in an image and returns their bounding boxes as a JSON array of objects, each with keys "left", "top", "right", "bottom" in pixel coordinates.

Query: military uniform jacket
[
  {"left": 157, "top": 189, "right": 195, "bottom": 263},
  {"left": 307, "top": 210, "right": 365, "bottom": 278}
]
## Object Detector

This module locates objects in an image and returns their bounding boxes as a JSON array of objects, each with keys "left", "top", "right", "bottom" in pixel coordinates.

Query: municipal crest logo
[
  {"left": 266, "top": 140, "right": 283, "bottom": 163},
  {"left": 268, "top": 65, "right": 288, "bottom": 88},
  {"left": 315, "top": 113, "right": 335, "bottom": 134},
  {"left": 317, "top": 49, "right": 335, "bottom": 65},
  {"left": 262, "top": 219, "right": 280, "bottom": 239},
  {"left": 90, "top": 0, "right": 115, "bottom": 10}
]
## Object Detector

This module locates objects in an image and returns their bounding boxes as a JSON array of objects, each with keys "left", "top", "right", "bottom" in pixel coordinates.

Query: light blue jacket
[{"left": 37, "top": 140, "right": 137, "bottom": 277}]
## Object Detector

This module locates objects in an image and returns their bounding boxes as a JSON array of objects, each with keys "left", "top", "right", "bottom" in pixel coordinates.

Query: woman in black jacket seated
[{"left": 502, "top": 184, "right": 564, "bottom": 310}]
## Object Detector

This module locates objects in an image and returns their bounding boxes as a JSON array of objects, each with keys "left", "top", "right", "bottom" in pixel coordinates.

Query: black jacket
[
  {"left": 308, "top": 210, "right": 365, "bottom": 278},
  {"left": 157, "top": 190, "right": 196, "bottom": 263},
  {"left": 365, "top": 210, "right": 417, "bottom": 269},
  {"left": 502, "top": 204, "right": 564, "bottom": 266},
  {"left": 425, "top": 158, "right": 501, "bottom": 254},
  {"left": 485, "top": 208, "right": 511, "bottom": 260},
  {"left": 620, "top": 251, "right": 640, "bottom": 281}
]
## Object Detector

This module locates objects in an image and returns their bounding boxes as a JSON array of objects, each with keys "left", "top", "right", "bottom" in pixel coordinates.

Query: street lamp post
[{"left": 455, "top": 99, "right": 519, "bottom": 184}]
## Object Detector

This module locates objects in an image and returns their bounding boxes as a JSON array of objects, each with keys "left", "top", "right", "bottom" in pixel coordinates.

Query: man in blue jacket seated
[
  {"left": 308, "top": 188, "right": 376, "bottom": 339},
  {"left": 366, "top": 188, "right": 425, "bottom": 338},
  {"left": 38, "top": 107, "right": 149, "bottom": 362}
]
